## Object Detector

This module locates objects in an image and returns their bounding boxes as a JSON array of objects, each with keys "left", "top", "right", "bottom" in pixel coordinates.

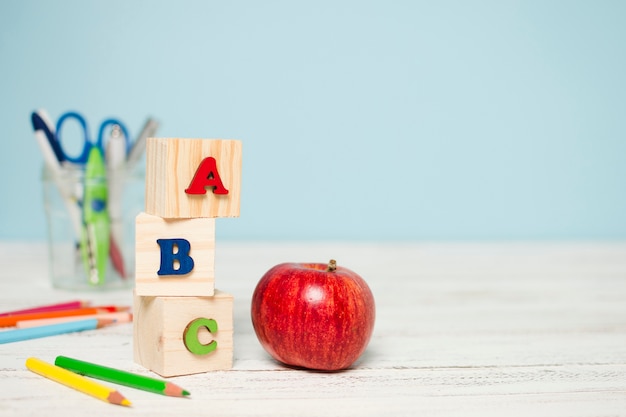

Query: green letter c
[{"left": 183, "top": 317, "right": 218, "bottom": 355}]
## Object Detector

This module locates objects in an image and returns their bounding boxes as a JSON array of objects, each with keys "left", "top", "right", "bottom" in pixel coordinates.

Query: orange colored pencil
[
  {"left": 0, "top": 307, "right": 128, "bottom": 327},
  {"left": 16, "top": 312, "right": 133, "bottom": 328}
]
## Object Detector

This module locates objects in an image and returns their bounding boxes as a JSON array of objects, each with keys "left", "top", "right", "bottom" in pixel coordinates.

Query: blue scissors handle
[
  {"left": 55, "top": 111, "right": 91, "bottom": 164},
  {"left": 55, "top": 112, "right": 131, "bottom": 164}
]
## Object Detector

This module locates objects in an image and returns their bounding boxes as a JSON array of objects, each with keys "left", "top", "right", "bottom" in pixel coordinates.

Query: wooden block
[
  {"left": 145, "top": 138, "right": 242, "bottom": 218},
  {"left": 135, "top": 212, "right": 215, "bottom": 297},
  {"left": 133, "top": 291, "right": 234, "bottom": 377}
]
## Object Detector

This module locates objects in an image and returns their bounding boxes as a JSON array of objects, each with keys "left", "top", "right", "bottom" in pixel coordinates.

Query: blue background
[{"left": 1, "top": 0, "right": 625, "bottom": 241}]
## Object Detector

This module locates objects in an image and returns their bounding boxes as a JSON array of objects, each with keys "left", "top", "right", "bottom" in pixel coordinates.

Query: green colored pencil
[{"left": 54, "top": 356, "right": 190, "bottom": 397}]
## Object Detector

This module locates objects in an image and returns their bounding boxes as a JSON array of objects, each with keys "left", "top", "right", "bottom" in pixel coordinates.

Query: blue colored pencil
[{"left": 0, "top": 318, "right": 111, "bottom": 344}]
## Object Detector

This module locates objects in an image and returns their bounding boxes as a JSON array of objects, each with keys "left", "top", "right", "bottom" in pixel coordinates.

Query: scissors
[{"left": 55, "top": 111, "right": 131, "bottom": 164}]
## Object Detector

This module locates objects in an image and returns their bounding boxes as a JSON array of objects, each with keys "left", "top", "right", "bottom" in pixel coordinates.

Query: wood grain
[
  {"left": 144, "top": 138, "right": 242, "bottom": 218},
  {"left": 1, "top": 241, "right": 625, "bottom": 416},
  {"left": 133, "top": 290, "right": 233, "bottom": 377},
  {"left": 134, "top": 212, "right": 215, "bottom": 296}
]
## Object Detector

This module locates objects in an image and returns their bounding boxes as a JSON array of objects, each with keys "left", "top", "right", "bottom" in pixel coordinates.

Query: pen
[
  {"left": 31, "top": 110, "right": 65, "bottom": 163},
  {"left": 80, "top": 147, "right": 110, "bottom": 285},
  {"left": 31, "top": 111, "right": 83, "bottom": 238},
  {"left": 105, "top": 125, "right": 127, "bottom": 278},
  {"left": 105, "top": 124, "right": 126, "bottom": 170},
  {"left": 126, "top": 117, "right": 159, "bottom": 169},
  {"left": 106, "top": 125, "right": 126, "bottom": 247}
]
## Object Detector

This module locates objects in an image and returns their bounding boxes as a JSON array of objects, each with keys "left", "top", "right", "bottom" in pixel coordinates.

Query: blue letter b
[{"left": 156, "top": 238, "right": 195, "bottom": 276}]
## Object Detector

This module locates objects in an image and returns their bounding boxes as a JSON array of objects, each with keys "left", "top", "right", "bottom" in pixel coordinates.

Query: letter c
[{"left": 183, "top": 317, "right": 218, "bottom": 355}]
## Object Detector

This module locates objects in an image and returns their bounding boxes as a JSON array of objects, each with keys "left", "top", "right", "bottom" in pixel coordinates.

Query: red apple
[{"left": 251, "top": 259, "right": 375, "bottom": 371}]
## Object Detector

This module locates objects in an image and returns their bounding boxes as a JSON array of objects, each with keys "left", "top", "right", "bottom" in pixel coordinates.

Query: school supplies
[
  {"left": 31, "top": 109, "right": 157, "bottom": 286},
  {"left": 26, "top": 357, "right": 131, "bottom": 406},
  {"left": 0, "top": 300, "right": 89, "bottom": 317},
  {"left": 81, "top": 147, "right": 110, "bottom": 285},
  {"left": 31, "top": 110, "right": 64, "bottom": 162},
  {"left": 0, "top": 319, "right": 113, "bottom": 344},
  {"left": 126, "top": 117, "right": 159, "bottom": 169},
  {"left": 0, "top": 306, "right": 128, "bottom": 327},
  {"left": 106, "top": 124, "right": 128, "bottom": 265},
  {"left": 32, "top": 110, "right": 84, "bottom": 237},
  {"left": 55, "top": 356, "right": 190, "bottom": 397},
  {"left": 16, "top": 311, "right": 132, "bottom": 328},
  {"left": 54, "top": 111, "right": 131, "bottom": 164}
]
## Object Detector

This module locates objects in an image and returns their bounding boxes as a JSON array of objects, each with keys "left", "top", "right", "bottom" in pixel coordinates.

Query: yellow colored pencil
[{"left": 25, "top": 357, "right": 131, "bottom": 407}]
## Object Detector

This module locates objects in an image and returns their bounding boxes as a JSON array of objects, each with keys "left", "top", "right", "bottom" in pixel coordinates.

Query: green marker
[
  {"left": 55, "top": 356, "right": 190, "bottom": 397},
  {"left": 80, "top": 147, "right": 110, "bottom": 285}
]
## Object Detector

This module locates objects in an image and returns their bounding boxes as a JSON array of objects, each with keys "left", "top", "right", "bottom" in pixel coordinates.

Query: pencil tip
[
  {"left": 96, "top": 318, "right": 116, "bottom": 328},
  {"left": 164, "top": 383, "right": 190, "bottom": 397},
  {"left": 108, "top": 391, "right": 131, "bottom": 406}
]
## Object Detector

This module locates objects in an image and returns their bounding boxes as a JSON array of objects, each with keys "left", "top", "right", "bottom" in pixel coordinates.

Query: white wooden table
[{"left": 1, "top": 241, "right": 625, "bottom": 416}]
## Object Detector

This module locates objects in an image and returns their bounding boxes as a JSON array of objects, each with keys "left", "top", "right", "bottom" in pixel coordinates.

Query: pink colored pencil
[
  {"left": 0, "top": 306, "right": 129, "bottom": 327},
  {"left": 16, "top": 312, "right": 133, "bottom": 328},
  {"left": 0, "top": 300, "right": 90, "bottom": 317}
]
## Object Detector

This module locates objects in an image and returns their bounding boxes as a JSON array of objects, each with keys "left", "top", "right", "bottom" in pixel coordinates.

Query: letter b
[{"left": 156, "top": 238, "right": 195, "bottom": 276}]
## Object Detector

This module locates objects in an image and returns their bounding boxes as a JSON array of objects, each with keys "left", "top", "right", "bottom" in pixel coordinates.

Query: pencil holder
[{"left": 42, "top": 164, "right": 144, "bottom": 290}]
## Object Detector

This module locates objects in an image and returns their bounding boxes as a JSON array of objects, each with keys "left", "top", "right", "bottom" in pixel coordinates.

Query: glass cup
[{"left": 42, "top": 164, "right": 144, "bottom": 290}]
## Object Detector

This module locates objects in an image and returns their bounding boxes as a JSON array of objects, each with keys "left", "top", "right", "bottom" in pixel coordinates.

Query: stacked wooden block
[{"left": 133, "top": 138, "right": 242, "bottom": 377}]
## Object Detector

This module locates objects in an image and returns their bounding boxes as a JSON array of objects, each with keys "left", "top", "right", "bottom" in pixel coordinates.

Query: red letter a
[{"left": 185, "top": 157, "right": 229, "bottom": 195}]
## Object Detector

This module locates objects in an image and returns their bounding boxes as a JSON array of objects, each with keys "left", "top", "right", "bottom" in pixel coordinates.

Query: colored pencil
[
  {"left": 0, "top": 306, "right": 129, "bottom": 327},
  {"left": 26, "top": 357, "right": 131, "bottom": 407},
  {"left": 55, "top": 356, "right": 190, "bottom": 397},
  {"left": 16, "top": 311, "right": 132, "bottom": 328},
  {"left": 0, "top": 319, "right": 113, "bottom": 344},
  {"left": 0, "top": 300, "right": 90, "bottom": 317}
]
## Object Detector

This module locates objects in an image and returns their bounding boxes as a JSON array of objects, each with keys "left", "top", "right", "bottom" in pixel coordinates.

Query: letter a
[
  {"left": 156, "top": 238, "right": 195, "bottom": 276},
  {"left": 185, "top": 157, "right": 229, "bottom": 195}
]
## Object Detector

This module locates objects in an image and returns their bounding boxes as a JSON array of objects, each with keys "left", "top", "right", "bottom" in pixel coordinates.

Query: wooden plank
[
  {"left": 145, "top": 138, "right": 242, "bottom": 218},
  {"left": 1, "top": 242, "right": 626, "bottom": 416},
  {"left": 134, "top": 212, "right": 215, "bottom": 296}
]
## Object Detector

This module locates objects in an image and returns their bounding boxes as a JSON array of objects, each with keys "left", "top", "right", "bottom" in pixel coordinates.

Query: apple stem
[{"left": 327, "top": 259, "right": 337, "bottom": 272}]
